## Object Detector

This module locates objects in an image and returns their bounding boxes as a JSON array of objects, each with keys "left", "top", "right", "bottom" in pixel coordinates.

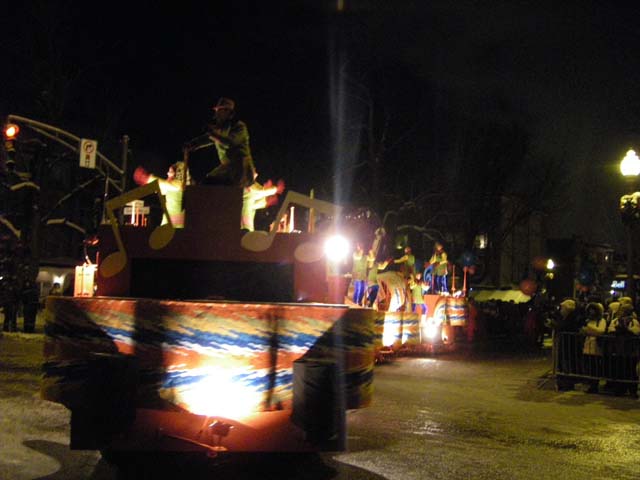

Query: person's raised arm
[{"left": 394, "top": 254, "right": 408, "bottom": 264}]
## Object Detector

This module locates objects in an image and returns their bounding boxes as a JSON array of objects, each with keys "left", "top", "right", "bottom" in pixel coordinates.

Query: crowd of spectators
[{"left": 549, "top": 295, "right": 640, "bottom": 397}]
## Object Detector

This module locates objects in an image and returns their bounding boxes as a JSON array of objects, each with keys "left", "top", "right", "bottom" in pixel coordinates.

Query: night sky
[{"left": 2, "top": 1, "right": 640, "bottom": 250}]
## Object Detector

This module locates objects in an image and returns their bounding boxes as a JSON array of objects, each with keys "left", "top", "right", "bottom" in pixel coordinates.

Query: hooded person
[
  {"left": 606, "top": 300, "right": 621, "bottom": 324},
  {"left": 606, "top": 302, "right": 640, "bottom": 397},
  {"left": 618, "top": 297, "right": 637, "bottom": 317},
  {"left": 553, "top": 298, "right": 580, "bottom": 391},
  {"left": 608, "top": 303, "right": 640, "bottom": 335},
  {"left": 619, "top": 296, "right": 633, "bottom": 305},
  {"left": 580, "top": 302, "right": 606, "bottom": 393},
  {"left": 550, "top": 298, "right": 580, "bottom": 332}
]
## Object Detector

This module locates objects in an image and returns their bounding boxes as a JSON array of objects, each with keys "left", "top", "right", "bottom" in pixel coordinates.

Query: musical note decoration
[
  {"left": 293, "top": 241, "right": 325, "bottom": 263},
  {"left": 240, "top": 191, "right": 342, "bottom": 263},
  {"left": 100, "top": 180, "right": 176, "bottom": 278}
]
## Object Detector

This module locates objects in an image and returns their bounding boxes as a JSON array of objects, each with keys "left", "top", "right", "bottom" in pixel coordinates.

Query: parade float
[
  {"left": 372, "top": 272, "right": 471, "bottom": 360},
  {"left": 366, "top": 244, "right": 477, "bottom": 360},
  {"left": 41, "top": 181, "right": 380, "bottom": 457}
]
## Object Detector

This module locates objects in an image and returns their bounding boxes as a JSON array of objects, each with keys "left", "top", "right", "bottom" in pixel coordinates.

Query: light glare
[
  {"left": 424, "top": 318, "right": 439, "bottom": 339},
  {"left": 4, "top": 123, "right": 19, "bottom": 139},
  {"left": 176, "top": 367, "right": 262, "bottom": 419},
  {"left": 382, "top": 327, "right": 398, "bottom": 348},
  {"left": 324, "top": 235, "right": 350, "bottom": 262},
  {"left": 620, "top": 149, "right": 640, "bottom": 177}
]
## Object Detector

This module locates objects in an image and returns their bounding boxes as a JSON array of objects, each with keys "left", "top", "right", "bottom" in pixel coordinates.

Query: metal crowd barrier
[{"left": 553, "top": 331, "right": 640, "bottom": 384}]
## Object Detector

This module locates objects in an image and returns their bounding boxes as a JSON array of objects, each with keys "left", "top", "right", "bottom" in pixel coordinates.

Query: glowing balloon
[
  {"left": 531, "top": 256, "right": 548, "bottom": 272},
  {"left": 519, "top": 278, "right": 538, "bottom": 296},
  {"left": 577, "top": 284, "right": 590, "bottom": 293}
]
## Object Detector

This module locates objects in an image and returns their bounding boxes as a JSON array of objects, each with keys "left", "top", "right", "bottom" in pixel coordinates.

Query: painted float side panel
[
  {"left": 43, "top": 297, "right": 377, "bottom": 419},
  {"left": 375, "top": 295, "right": 468, "bottom": 351}
]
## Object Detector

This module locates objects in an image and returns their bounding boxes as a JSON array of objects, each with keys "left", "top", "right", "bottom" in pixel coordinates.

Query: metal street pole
[
  {"left": 620, "top": 149, "right": 640, "bottom": 305},
  {"left": 120, "top": 134, "right": 129, "bottom": 193},
  {"left": 627, "top": 223, "right": 635, "bottom": 303}
]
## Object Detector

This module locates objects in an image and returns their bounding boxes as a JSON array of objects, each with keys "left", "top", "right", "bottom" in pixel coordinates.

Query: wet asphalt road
[{"left": 2, "top": 332, "right": 640, "bottom": 480}]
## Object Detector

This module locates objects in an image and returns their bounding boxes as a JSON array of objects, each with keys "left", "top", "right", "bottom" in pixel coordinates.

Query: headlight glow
[
  {"left": 422, "top": 313, "right": 443, "bottom": 341},
  {"left": 324, "top": 235, "right": 350, "bottom": 263},
  {"left": 424, "top": 318, "right": 439, "bottom": 339}
]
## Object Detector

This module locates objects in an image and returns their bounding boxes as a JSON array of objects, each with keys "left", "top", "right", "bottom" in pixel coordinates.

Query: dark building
[{"left": 546, "top": 236, "right": 615, "bottom": 301}]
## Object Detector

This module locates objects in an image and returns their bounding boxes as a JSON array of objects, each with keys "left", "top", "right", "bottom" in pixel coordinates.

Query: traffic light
[
  {"left": 3, "top": 122, "right": 19, "bottom": 165},
  {"left": 3, "top": 123, "right": 19, "bottom": 140}
]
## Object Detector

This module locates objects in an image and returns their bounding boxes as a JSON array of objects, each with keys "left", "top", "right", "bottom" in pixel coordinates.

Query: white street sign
[{"left": 79, "top": 138, "right": 98, "bottom": 169}]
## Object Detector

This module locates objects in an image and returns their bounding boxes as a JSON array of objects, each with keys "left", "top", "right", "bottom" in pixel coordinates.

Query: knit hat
[
  {"left": 618, "top": 303, "right": 634, "bottom": 317},
  {"left": 559, "top": 299, "right": 576, "bottom": 318},
  {"left": 608, "top": 301, "right": 620, "bottom": 314},
  {"left": 620, "top": 296, "right": 633, "bottom": 306},
  {"left": 586, "top": 302, "right": 604, "bottom": 317}
]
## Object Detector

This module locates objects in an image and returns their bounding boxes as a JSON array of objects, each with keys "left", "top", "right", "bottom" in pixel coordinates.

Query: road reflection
[{"left": 88, "top": 452, "right": 387, "bottom": 480}]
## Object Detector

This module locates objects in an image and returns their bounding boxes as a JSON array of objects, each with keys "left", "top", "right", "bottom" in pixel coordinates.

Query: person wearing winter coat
[
  {"left": 552, "top": 298, "right": 581, "bottom": 391},
  {"left": 580, "top": 302, "right": 606, "bottom": 393},
  {"left": 607, "top": 303, "right": 640, "bottom": 397}
]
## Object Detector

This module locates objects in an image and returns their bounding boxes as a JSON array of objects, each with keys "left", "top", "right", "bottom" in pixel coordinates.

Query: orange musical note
[
  {"left": 240, "top": 191, "right": 342, "bottom": 262},
  {"left": 100, "top": 180, "right": 175, "bottom": 278}
]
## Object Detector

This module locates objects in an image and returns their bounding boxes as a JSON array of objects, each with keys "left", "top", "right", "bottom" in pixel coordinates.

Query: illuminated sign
[{"left": 611, "top": 280, "right": 625, "bottom": 289}]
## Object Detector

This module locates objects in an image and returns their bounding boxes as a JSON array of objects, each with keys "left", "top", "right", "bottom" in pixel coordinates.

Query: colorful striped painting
[{"left": 43, "top": 297, "right": 377, "bottom": 422}]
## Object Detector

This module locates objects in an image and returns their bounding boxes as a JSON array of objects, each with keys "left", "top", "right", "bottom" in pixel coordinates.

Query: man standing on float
[
  {"left": 203, "top": 97, "right": 256, "bottom": 188},
  {"left": 429, "top": 241, "right": 448, "bottom": 294}
]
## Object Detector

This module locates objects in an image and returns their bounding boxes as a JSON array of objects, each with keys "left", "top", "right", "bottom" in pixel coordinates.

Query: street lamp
[
  {"left": 619, "top": 149, "right": 640, "bottom": 303},
  {"left": 546, "top": 258, "right": 555, "bottom": 272},
  {"left": 621, "top": 149, "right": 640, "bottom": 176}
]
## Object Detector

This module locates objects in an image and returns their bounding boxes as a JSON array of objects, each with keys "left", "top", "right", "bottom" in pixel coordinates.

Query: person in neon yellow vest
[
  {"left": 133, "top": 162, "right": 192, "bottom": 228},
  {"left": 365, "top": 248, "right": 389, "bottom": 308},
  {"left": 394, "top": 246, "right": 415, "bottom": 280},
  {"left": 351, "top": 243, "right": 368, "bottom": 305},
  {"left": 428, "top": 242, "right": 448, "bottom": 293},
  {"left": 241, "top": 172, "right": 284, "bottom": 231}
]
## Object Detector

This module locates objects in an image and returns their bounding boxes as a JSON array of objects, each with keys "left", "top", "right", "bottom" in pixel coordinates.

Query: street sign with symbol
[{"left": 79, "top": 138, "right": 98, "bottom": 169}]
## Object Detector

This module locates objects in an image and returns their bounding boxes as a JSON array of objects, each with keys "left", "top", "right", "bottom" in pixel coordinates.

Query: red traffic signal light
[{"left": 3, "top": 123, "right": 19, "bottom": 140}]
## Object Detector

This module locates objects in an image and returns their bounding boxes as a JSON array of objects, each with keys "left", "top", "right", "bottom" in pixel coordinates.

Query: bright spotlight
[
  {"left": 324, "top": 235, "right": 350, "bottom": 263},
  {"left": 424, "top": 318, "right": 439, "bottom": 339}
]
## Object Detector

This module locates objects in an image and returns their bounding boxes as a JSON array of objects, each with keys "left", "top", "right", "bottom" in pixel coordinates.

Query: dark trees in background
[
  {"left": 366, "top": 87, "right": 567, "bottom": 283},
  {"left": 332, "top": 10, "right": 568, "bottom": 283},
  {"left": 1, "top": 4, "right": 128, "bottom": 267},
  {"left": 2, "top": 4, "right": 571, "bottom": 289}
]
